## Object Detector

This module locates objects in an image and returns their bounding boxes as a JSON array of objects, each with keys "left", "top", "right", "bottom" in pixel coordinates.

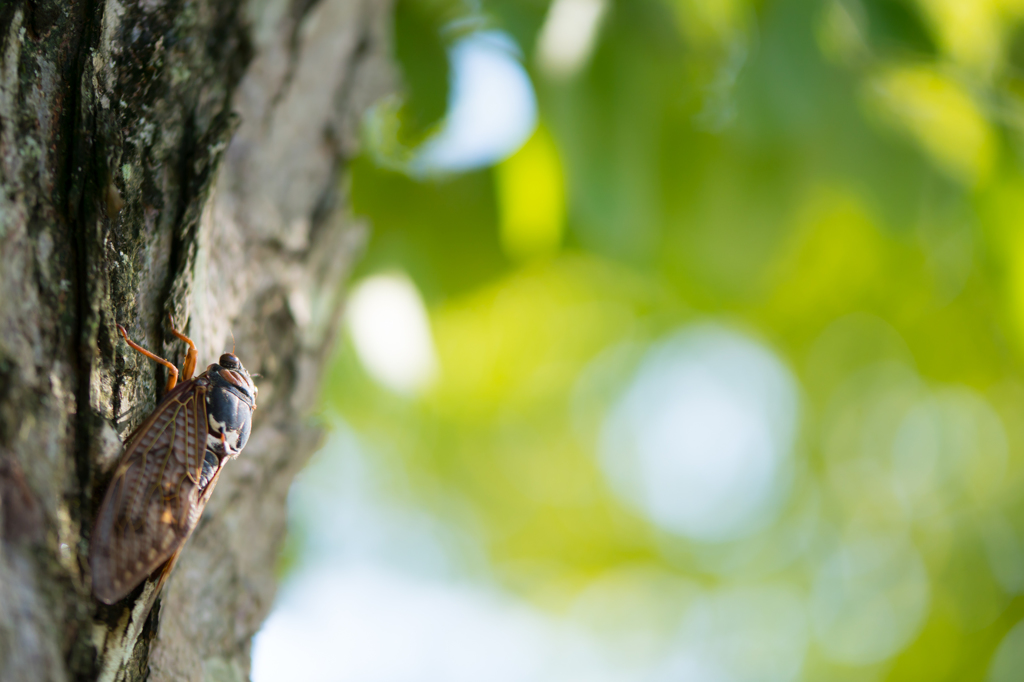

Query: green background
[{"left": 304, "top": 0, "right": 1024, "bottom": 679}]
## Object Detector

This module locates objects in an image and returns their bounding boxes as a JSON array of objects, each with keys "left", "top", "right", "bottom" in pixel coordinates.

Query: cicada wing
[{"left": 90, "top": 381, "right": 210, "bottom": 604}]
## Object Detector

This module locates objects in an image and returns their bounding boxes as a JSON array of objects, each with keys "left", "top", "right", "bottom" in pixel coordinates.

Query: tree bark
[{"left": 0, "top": 1, "right": 394, "bottom": 679}]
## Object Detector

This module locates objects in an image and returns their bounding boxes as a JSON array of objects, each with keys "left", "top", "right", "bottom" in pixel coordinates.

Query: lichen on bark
[{"left": 0, "top": 0, "right": 394, "bottom": 680}]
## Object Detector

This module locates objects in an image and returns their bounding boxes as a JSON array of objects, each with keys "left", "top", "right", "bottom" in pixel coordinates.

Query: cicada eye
[{"left": 219, "top": 353, "right": 242, "bottom": 369}]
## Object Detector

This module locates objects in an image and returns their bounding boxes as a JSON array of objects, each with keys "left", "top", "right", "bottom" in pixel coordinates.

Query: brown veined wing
[{"left": 90, "top": 380, "right": 210, "bottom": 604}]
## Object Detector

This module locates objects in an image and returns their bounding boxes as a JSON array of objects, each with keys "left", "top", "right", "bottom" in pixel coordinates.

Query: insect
[{"left": 90, "top": 316, "right": 258, "bottom": 604}]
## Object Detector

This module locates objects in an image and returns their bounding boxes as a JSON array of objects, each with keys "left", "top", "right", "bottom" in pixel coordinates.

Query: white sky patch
[
  {"left": 345, "top": 273, "right": 438, "bottom": 395},
  {"left": 599, "top": 325, "right": 799, "bottom": 542},
  {"left": 536, "top": 0, "right": 609, "bottom": 79},
  {"left": 252, "top": 566, "right": 555, "bottom": 682},
  {"left": 415, "top": 31, "right": 538, "bottom": 173},
  {"left": 252, "top": 429, "right": 643, "bottom": 682}
]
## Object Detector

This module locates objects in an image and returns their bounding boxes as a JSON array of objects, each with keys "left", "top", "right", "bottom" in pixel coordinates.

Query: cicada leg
[
  {"left": 167, "top": 314, "right": 198, "bottom": 381},
  {"left": 117, "top": 325, "right": 179, "bottom": 392}
]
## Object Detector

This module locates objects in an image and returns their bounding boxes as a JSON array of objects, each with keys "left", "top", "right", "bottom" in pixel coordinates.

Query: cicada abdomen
[{"left": 90, "top": 318, "right": 258, "bottom": 604}]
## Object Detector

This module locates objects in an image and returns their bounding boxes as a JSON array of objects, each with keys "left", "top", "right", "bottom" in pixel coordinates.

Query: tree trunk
[{"left": 0, "top": 1, "right": 394, "bottom": 679}]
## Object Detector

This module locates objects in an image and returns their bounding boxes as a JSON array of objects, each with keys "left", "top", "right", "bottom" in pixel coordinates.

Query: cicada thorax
[
  {"left": 90, "top": 324, "right": 257, "bottom": 605},
  {"left": 197, "top": 354, "right": 258, "bottom": 486}
]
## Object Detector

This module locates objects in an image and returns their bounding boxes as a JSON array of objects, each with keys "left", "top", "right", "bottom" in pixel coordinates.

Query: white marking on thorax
[
  {"left": 206, "top": 432, "right": 224, "bottom": 452},
  {"left": 206, "top": 413, "right": 242, "bottom": 453}
]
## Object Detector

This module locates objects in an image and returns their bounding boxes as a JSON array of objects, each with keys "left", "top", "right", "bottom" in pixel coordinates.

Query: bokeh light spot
[
  {"left": 535, "top": 0, "right": 608, "bottom": 79},
  {"left": 659, "top": 585, "right": 808, "bottom": 682},
  {"left": 345, "top": 273, "right": 438, "bottom": 395},
  {"left": 891, "top": 388, "right": 1009, "bottom": 514},
  {"left": 987, "top": 616, "right": 1024, "bottom": 682},
  {"left": 599, "top": 325, "right": 799, "bottom": 542},
  {"left": 811, "top": 535, "right": 930, "bottom": 665},
  {"left": 415, "top": 31, "right": 537, "bottom": 173}
]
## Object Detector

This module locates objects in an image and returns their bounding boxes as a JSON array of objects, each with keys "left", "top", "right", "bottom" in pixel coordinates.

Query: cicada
[{"left": 90, "top": 317, "right": 258, "bottom": 604}]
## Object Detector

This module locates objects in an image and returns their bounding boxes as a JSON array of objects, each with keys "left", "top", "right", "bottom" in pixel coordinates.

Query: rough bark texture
[{"left": 0, "top": 0, "right": 394, "bottom": 679}]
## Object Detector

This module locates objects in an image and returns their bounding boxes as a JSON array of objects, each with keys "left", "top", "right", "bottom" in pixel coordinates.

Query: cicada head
[
  {"left": 204, "top": 353, "right": 258, "bottom": 455},
  {"left": 213, "top": 353, "right": 257, "bottom": 402}
]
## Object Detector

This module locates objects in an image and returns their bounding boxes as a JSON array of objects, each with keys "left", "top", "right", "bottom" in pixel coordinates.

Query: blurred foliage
[
  {"left": 317, "top": 0, "right": 1024, "bottom": 679},
  {"left": 391, "top": 0, "right": 451, "bottom": 140}
]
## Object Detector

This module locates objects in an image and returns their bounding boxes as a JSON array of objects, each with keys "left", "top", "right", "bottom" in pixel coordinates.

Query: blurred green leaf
[
  {"left": 393, "top": 0, "right": 457, "bottom": 142},
  {"left": 860, "top": 0, "right": 937, "bottom": 57},
  {"left": 350, "top": 155, "right": 507, "bottom": 301}
]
